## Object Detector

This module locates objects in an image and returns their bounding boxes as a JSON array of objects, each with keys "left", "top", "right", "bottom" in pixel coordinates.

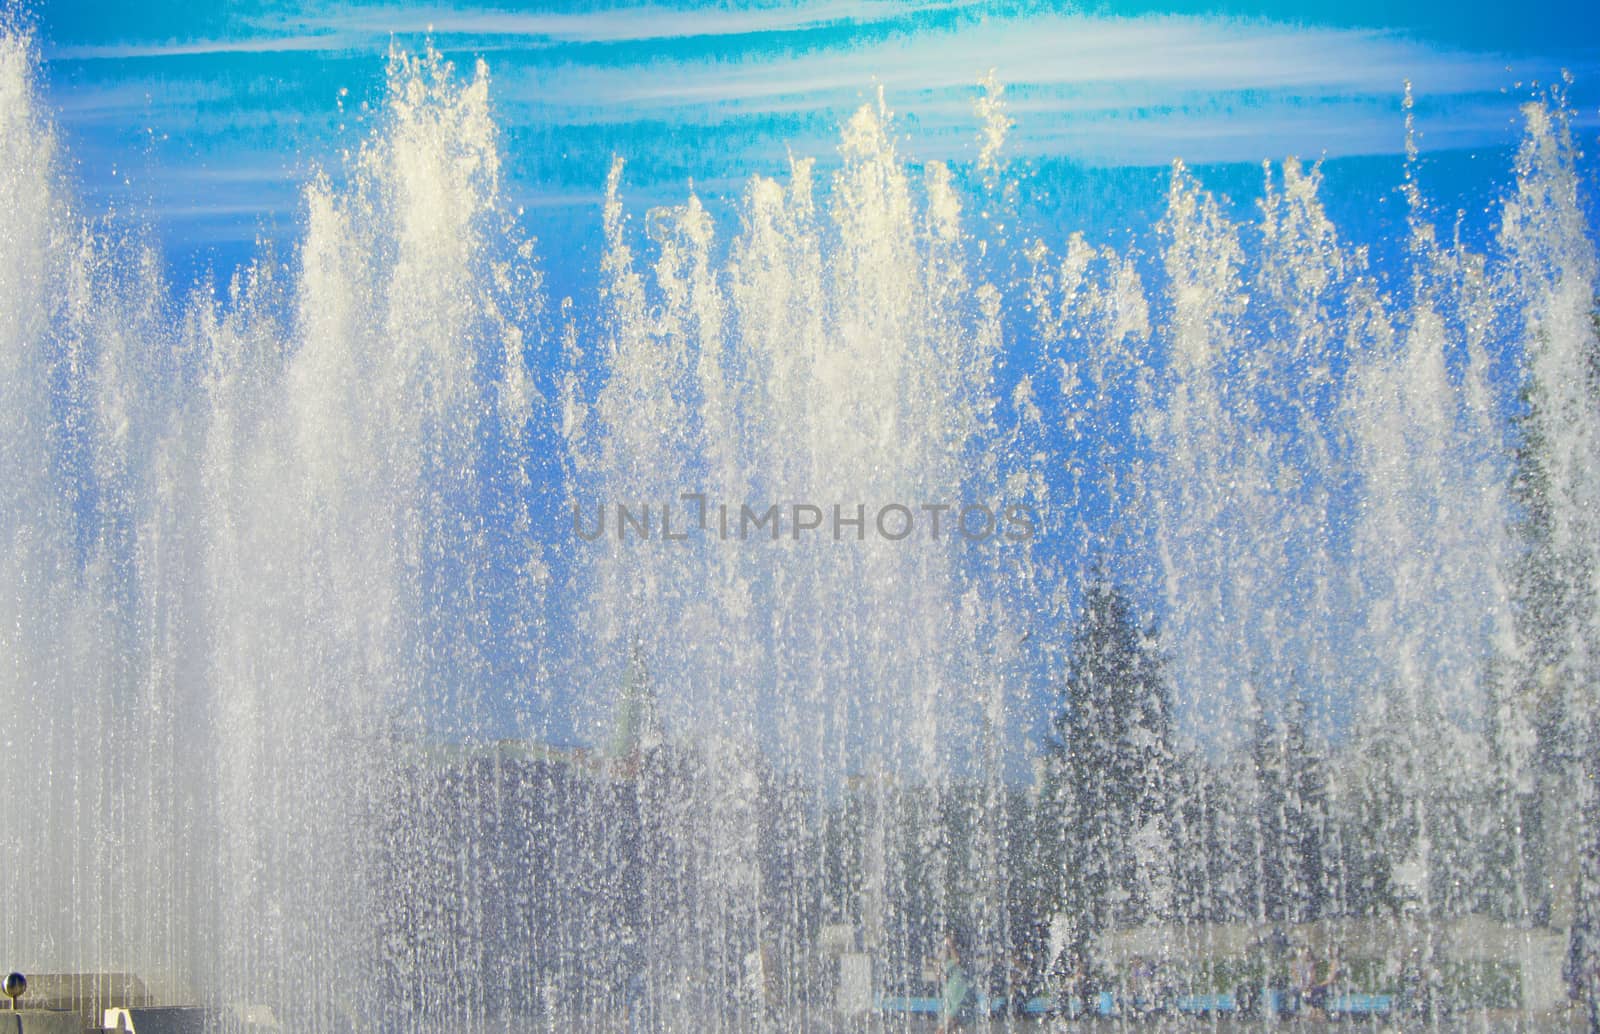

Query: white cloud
[
  {"left": 488, "top": 14, "right": 1523, "bottom": 116},
  {"left": 33, "top": 0, "right": 1594, "bottom": 241},
  {"left": 253, "top": 0, "right": 975, "bottom": 44},
  {"left": 47, "top": 35, "right": 359, "bottom": 61}
]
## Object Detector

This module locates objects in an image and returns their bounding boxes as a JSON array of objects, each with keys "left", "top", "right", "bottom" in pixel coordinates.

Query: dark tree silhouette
[
  {"left": 1250, "top": 696, "right": 1328, "bottom": 924},
  {"left": 1041, "top": 579, "right": 1176, "bottom": 961}
]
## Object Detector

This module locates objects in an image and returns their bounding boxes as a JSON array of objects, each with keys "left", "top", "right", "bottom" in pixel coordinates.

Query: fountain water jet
[{"left": 2, "top": 26, "right": 1599, "bottom": 1032}]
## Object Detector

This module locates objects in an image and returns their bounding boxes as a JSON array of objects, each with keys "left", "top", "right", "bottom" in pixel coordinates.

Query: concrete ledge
[
  {"left": 101, "top": 1004, "right": 279, "bottom": 1033},
  {"left": 0, "top": 1011, "right": 85, "bottom": 1034},
  {"left": 101, "top": 1008, "right": 209, "bottom": 1033}
]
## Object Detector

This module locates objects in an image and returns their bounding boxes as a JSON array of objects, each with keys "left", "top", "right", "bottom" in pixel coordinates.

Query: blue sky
[
  {"left": 7, "top": 0, "right": 1599, "bottom": 755},
  {"left": 16, "top": 0, "right": 1600, "bottom": 287}
]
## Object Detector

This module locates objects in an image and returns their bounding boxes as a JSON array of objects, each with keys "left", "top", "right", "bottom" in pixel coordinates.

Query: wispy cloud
[
  {"left": 30, "top": 1, "right": 1594, "bottom": 254},
  {"left": 253, "top": 0, "right": 974, "bottom": 45},
  {"left": 45, "top": 0, "right": 978, "bottom": 60},
  {"left": 47, "top": 34, "right": 358, "bottom": 61},
  {"left": 488, "top": 15, "right": 1522, "bottom": 114},
  {"left": 461, "top": 12, "right": 1570, "bottom": 167}
]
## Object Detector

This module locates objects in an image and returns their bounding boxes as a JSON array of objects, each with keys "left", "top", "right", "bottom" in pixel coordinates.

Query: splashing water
[{"left": 3, "top": 27, "right": 1600, "bottom": 1033}]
